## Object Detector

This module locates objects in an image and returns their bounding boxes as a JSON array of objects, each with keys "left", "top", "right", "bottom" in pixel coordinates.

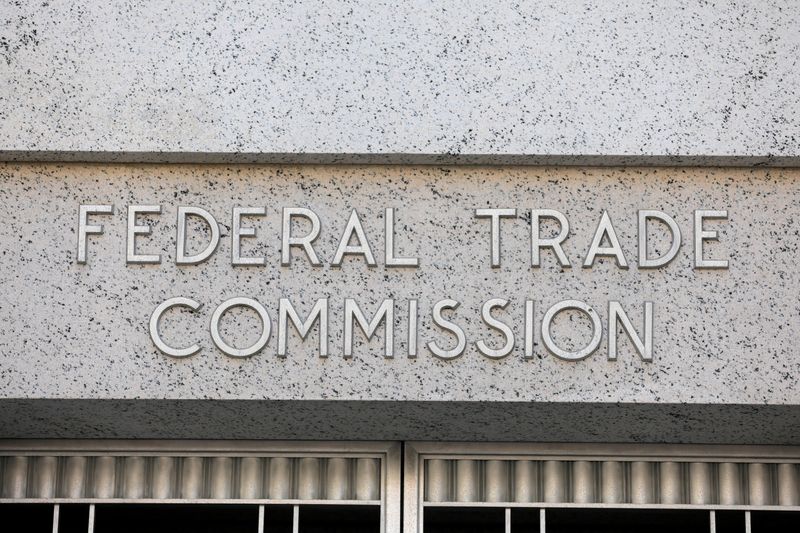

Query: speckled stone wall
[
  {"left": 1, "top": 1, "right": 798, "bottom": 164},
  {"left": 0, "top": 164, "right": 797, "bottom": 441}
]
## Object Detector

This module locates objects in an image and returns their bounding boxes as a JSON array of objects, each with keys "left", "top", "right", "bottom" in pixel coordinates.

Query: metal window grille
[
  {"left": 0, "top": 440, "right": 401, "bottom": 533},
  {"left": 4, "top": 441, "right": 800, "bottom": 533},
  {"left": 404, "top": 442, "right": 800, "bottom": 533}
]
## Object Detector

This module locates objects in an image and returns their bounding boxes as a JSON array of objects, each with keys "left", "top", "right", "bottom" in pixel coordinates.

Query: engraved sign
[
  {"left": 0, "top": 165, "right": 796, "bottom": 406},
  {"left": 77, "top": 204, "right": 729, "bottom": 362}
]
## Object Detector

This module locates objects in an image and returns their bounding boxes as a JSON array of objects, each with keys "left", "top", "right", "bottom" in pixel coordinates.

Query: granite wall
[
  {"left": 0, "top": 163, "right": 797, "bottom": 441},
  {"left": 1, "top": 1, "right": 798, "bottom": 164}
]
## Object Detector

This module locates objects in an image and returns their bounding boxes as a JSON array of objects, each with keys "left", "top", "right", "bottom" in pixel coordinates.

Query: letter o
[
  {"left": 210, "top": 297, "right": 271, "bottom": 358},
  {"left": 541, "top": 300, "right": 602, "bottom": 361},
  {"left": 149, "top": 297, "right": 202, "bottom": 358}
]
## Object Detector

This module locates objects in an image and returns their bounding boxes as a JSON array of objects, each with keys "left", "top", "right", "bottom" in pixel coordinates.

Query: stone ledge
[{"left": 2, "top": 400, "right": 798, "bottom": 444}]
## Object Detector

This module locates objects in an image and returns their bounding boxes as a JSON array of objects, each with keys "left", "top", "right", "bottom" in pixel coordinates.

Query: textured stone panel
[
  {"left": 0, "top": 164, "right": 797, "bottom": 408},
  {"left": 0, "top": 2, "right": 798, "bottom": 163}
]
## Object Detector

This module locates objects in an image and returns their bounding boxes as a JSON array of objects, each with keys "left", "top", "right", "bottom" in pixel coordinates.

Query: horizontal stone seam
[{"left": 1, "top": 151, "right": 799, "bottom": 167}]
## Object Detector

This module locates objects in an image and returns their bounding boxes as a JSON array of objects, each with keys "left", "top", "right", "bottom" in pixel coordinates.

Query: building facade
[{"left": 1, "top": 2, "right": 799, "bottom": 532}]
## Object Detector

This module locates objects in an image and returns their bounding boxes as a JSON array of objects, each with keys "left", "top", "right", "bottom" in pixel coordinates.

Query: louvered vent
[
  {"left": 0, "top": 455, "right": 381, "bottom": 502},
  {"left": 424, "top": 459, "right": 800, "bottom": 506}
]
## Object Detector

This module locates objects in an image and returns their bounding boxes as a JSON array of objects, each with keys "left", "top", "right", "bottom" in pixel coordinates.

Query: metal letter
[
  {"left": 531, "top": 209, "right": 571, "bottom": 267},
  {"left": 232, "top": 207, "right": 266, "bottom": 266},
  {"left": 524, "top": 300, "right": 535, "bottom": 359},
  {"left": 408, "top": 299, "right": 418, "bottom": 358},
  {"left": 638, "top": 210, "right": 681, "bottom": 268},
  {"left": 176, "top": 206, "right": 221, "bottom": 265},
  {"left": 127, "top": 205, "right": 162, "bottom": 264},
  {"left": 541, "top": 299, "right": 602, "bottom": 361},
  {"left": 77, "top": 204, "right": 113, "bottom": 264},
  {"left": 694, "top": 210, "right": 729, "bottom": 268},
  {"left": 476, "top": 298, "right": 515, "bottom": 359},
  {"left": 608, "top": 301, "right": 653, "bottom": 361},
  {"left": 385, "top": 208, "right": 419, "bottom": 267},
  {"left": 427, "top": 299, "right": 466, "bottom": 360},
  {"left": 343, "top": 299, "right": 394, "bottom": 358},
  {"left": 281, "top": 207, "right": 322, "bottom": 266},
  {"left": 475, "top": 208, "right": 517, "bottom": 267},
  {"left": 149, "top": 297, "right": 202, "bottom": 357},
  {"left": 583, "top": 210, "right": 629, "bottom": 268},
  {"left": 278, "top": 298, "right": 328, "bottom": 357},
  {"left": 210, "top": 297, "right": 272, "bottom": 358},
  {"left": 332, "top": 209, "right": 377, "bottom": 266}
]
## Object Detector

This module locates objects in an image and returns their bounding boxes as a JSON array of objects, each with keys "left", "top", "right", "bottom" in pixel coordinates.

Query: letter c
[{"left": 149, "top": 297, "right": 203, "bottom": 357}]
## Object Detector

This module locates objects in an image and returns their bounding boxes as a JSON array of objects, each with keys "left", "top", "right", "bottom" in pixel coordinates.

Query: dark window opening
[
  {"left": 92, "top": 504, "right": 258, "bottom": 533},
  {"left": 424, "top": 507, "right": 506, "bottom": 533},
  {"left": 715, "top": 510, "right": 746, "bottom": 533},
  {"left": 57, "top": 504, "right": 91, "bottom": 533},
  {"left": 546, "top": 508, "right": 710, "bottom": 533},
  {"left": 750, "top": 510, "right": 800, "bottom": 530},
  {"left": 0, "top": 504, "right": 54, "bottom": 532},
  {"left": 298, "top": 505, "right": 381, "bottom": 533}
]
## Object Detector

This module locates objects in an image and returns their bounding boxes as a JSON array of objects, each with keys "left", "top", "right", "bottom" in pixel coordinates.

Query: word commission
[{"left": 76, "top": 205, "right": 730, "bottom": 362}]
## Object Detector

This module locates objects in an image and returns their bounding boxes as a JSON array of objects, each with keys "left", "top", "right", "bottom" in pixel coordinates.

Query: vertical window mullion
[
  {"left": 87, "top": 503, "right": 95, "bottom": 533},
  {"left": 52, "top": 504, "right": 59, "bottom": 533}
]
